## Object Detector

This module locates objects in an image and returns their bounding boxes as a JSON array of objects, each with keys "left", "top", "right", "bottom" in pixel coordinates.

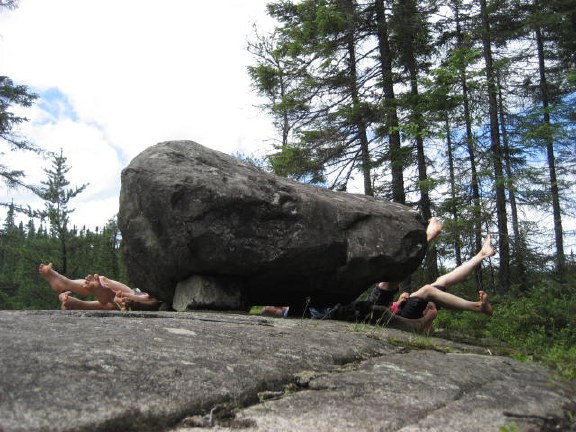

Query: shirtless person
[{"left": 39, "top": 263, "right": 159, "bottom": 311}]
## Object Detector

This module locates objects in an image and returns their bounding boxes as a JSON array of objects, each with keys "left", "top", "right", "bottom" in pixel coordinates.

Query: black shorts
[{"left": 398, "top": 296, "right": 428, "bottom": 319}]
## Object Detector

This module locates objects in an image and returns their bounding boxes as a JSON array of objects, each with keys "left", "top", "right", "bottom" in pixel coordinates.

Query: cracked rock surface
[{"left": 1, "top": 310, "right": 573, "bottom": 432}]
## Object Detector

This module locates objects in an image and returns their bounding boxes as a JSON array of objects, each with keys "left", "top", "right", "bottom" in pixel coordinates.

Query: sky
[
  {"left": 0, "top": 0, "right": 277, "bottom": 230},
  {"left": 1, "top": 1, "right": 574, "bottom": 255}
]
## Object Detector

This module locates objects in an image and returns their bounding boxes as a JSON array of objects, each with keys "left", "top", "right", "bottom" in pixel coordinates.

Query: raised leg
[
  {"left": 39, "top": 263, "right": 92, "bottom": 296},
  {"left": 432, "top": 235, "right": 495, "bottom": 289}
]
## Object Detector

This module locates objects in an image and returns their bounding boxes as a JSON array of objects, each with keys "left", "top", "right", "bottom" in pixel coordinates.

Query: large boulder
[{"left": 118, "top": 141, "right": 427, "bottom": 310}]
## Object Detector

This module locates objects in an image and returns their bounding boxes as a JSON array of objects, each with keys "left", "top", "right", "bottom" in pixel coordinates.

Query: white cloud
[{"left": 1, "top": 0, "right": 276, "bottom": 229}]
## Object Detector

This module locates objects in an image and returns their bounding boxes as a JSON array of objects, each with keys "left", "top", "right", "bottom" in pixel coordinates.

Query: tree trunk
[
  {"left": 398, "top": 0, "right": 436, "bottom": 279},
  {"left": 374, "top": 0, "right": 405, "bottom": 203},
  {"left": 497, "top": 71, "right": 527, "bottom": 286},
  {"left": 479, "top": 0, "right": 510, "bottom": 291},
  {"left": 408, "top": 60, "right": 437, "bottom": 280},
  {"left": 454, "top": 3, "right": 482, "bottom": 272},
  {"left": 343, "top": 0, "right": 373, "bottom": 196},
  {"left": 444, "top": 112, "right": 463, "bottom": 266},
  {"left": 535, "top": 24, "right": 566, "bottom": 273}
]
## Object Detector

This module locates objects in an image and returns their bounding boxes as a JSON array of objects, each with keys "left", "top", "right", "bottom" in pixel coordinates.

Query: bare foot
[
  {"left": 479, "top": 291, "right": 493, "bottom": 316},
  {"left": 480, "top": 235, "right": 496, "bottom": 258},
  {"left": 426, "top": 217, "right": 443, "bottom": 243},
  {"left": 421, "top": 302, "right": 438, "bottom": 334},
  {"left": 84, "top": 274, "right": 116, "bottom": 305},
  {"left": 59, "top": 291, "right": 115, "bottom": 310},
  {"left": 59, "top": 291, "right": 73, "bottom": 309},
  {"left": 39, "top": 263, "right": 68, "bottom": 293}
]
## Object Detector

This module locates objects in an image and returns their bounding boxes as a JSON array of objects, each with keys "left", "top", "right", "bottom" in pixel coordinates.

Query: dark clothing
[
  {"left": 369, "top": 283, "right": 447, "bottom": 319},
  {"left": 398, "top": 296, "right": 428, "bottom": 319},
  {"left": 368, "top": 284, "right": 397, "bottom": 307},
  {"left": 307, "top": 282, "right": 446, "bottom": 322}
]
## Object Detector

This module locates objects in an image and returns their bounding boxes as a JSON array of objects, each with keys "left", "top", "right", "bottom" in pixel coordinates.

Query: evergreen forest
[
  {"left": 246, "top": 0, "right": 576, "bottom": 378},
  {"left": 1, "top": 0, "right": 575, "bottom": 380}
]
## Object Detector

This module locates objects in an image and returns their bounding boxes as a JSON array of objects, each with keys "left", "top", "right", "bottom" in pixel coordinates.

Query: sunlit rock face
[{"left": 118, "top": 140, "right": 427, "bottom": 310}]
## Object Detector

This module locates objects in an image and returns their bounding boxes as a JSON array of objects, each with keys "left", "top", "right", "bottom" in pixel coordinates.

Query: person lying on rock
[
  {"left": 299, "top": 220, "right": 494, "bottom": 333},
  {"left": 276, "top": 217, "right": 437, "bottom": 317},
  {"left": 368, "top": 234, "right": 495, "bottom": 320},
  {"left": 306, "top": 216, "right": 444, "bottom": 315},
  {"left": 39, "top": 263, "right": 160, "bottom": 311}
]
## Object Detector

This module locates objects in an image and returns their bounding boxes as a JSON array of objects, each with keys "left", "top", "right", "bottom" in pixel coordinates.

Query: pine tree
[
  {"left": 372, "top": 0, "right": 406, "bottom": 204},
  {"left": 37, "top": 149, "right": 87, "bottom": 275},
  {"left": 388, "top": 0, "right": 438, "bottom": 278},
  {"left": 0, "top": 76, "right": 40, "bottom": 208},
  {"left": 0, "top": 1, "right": 41, "bottom": 215},
  {"left": 256, "top": 0, "right": 380, "bottom": 193}
]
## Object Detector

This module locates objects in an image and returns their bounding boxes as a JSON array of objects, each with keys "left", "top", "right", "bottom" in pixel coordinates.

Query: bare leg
[
  {"left": 262, "top": 306, "right": 289, "bottom": 317},
  {"left": 39, "top": 263, "right": 92, "bottom": 296},
  {"left": 432, "top": 235, "right": 495, "bottom": 289},
  {"left": 59, "top": 291, "right": 116, "bottom": 310},
  {"left": 410, "top": 284, "right": 493, "bottom": 316}
]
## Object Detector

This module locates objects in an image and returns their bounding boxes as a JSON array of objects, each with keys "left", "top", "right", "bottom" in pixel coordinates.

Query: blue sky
[
  {"left": 0, "top": 0, "right": 276, "bottom": 229},
  {"left": 36, "top": 88, "right": 79, "bottom": 124}
]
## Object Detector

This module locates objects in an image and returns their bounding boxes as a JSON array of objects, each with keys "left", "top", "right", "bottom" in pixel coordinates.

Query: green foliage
[
  {"left": 435, "top": 275, "right": 576, "bottom": 380},
  {"left": 34, "top": 149, "right": 88, "bottom": 275},
  {"left": 0, "top": 75, "right": 41, "bottom": 203},
  {"left": 251, "top": 0, "right": 576, "bottom": 291},
  {"left": 0, "top": 150, "right": 124, "bottom": 311},
  {"left": 0, "top": 215, "right": 129, "bottom": 310},
  {"left": 268, "top": 142, "right": 326, "bottom": 184},
  {"left": 0, "top": 76, "right": 37, "bottom": 150},
  {"left": 499, "top": 422, "right": 520, "bottom": 432}
]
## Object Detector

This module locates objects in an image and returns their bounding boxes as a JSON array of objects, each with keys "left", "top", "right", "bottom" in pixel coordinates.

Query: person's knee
[
  {"left": 433, "top": 275, "right": 448, "bottom": 287},
  {"left": 416, "top": 284, "right": 435, "bottom": 298}
]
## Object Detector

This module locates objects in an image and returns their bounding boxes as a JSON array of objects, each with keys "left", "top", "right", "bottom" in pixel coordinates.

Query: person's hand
[{"left": 398, "top": 292, "right": 409, "bottom": 303}]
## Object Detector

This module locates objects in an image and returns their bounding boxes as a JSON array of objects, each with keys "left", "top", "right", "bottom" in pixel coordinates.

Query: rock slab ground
[{"left": 0, "top": 310, "right": 574, "bottom": 432}]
